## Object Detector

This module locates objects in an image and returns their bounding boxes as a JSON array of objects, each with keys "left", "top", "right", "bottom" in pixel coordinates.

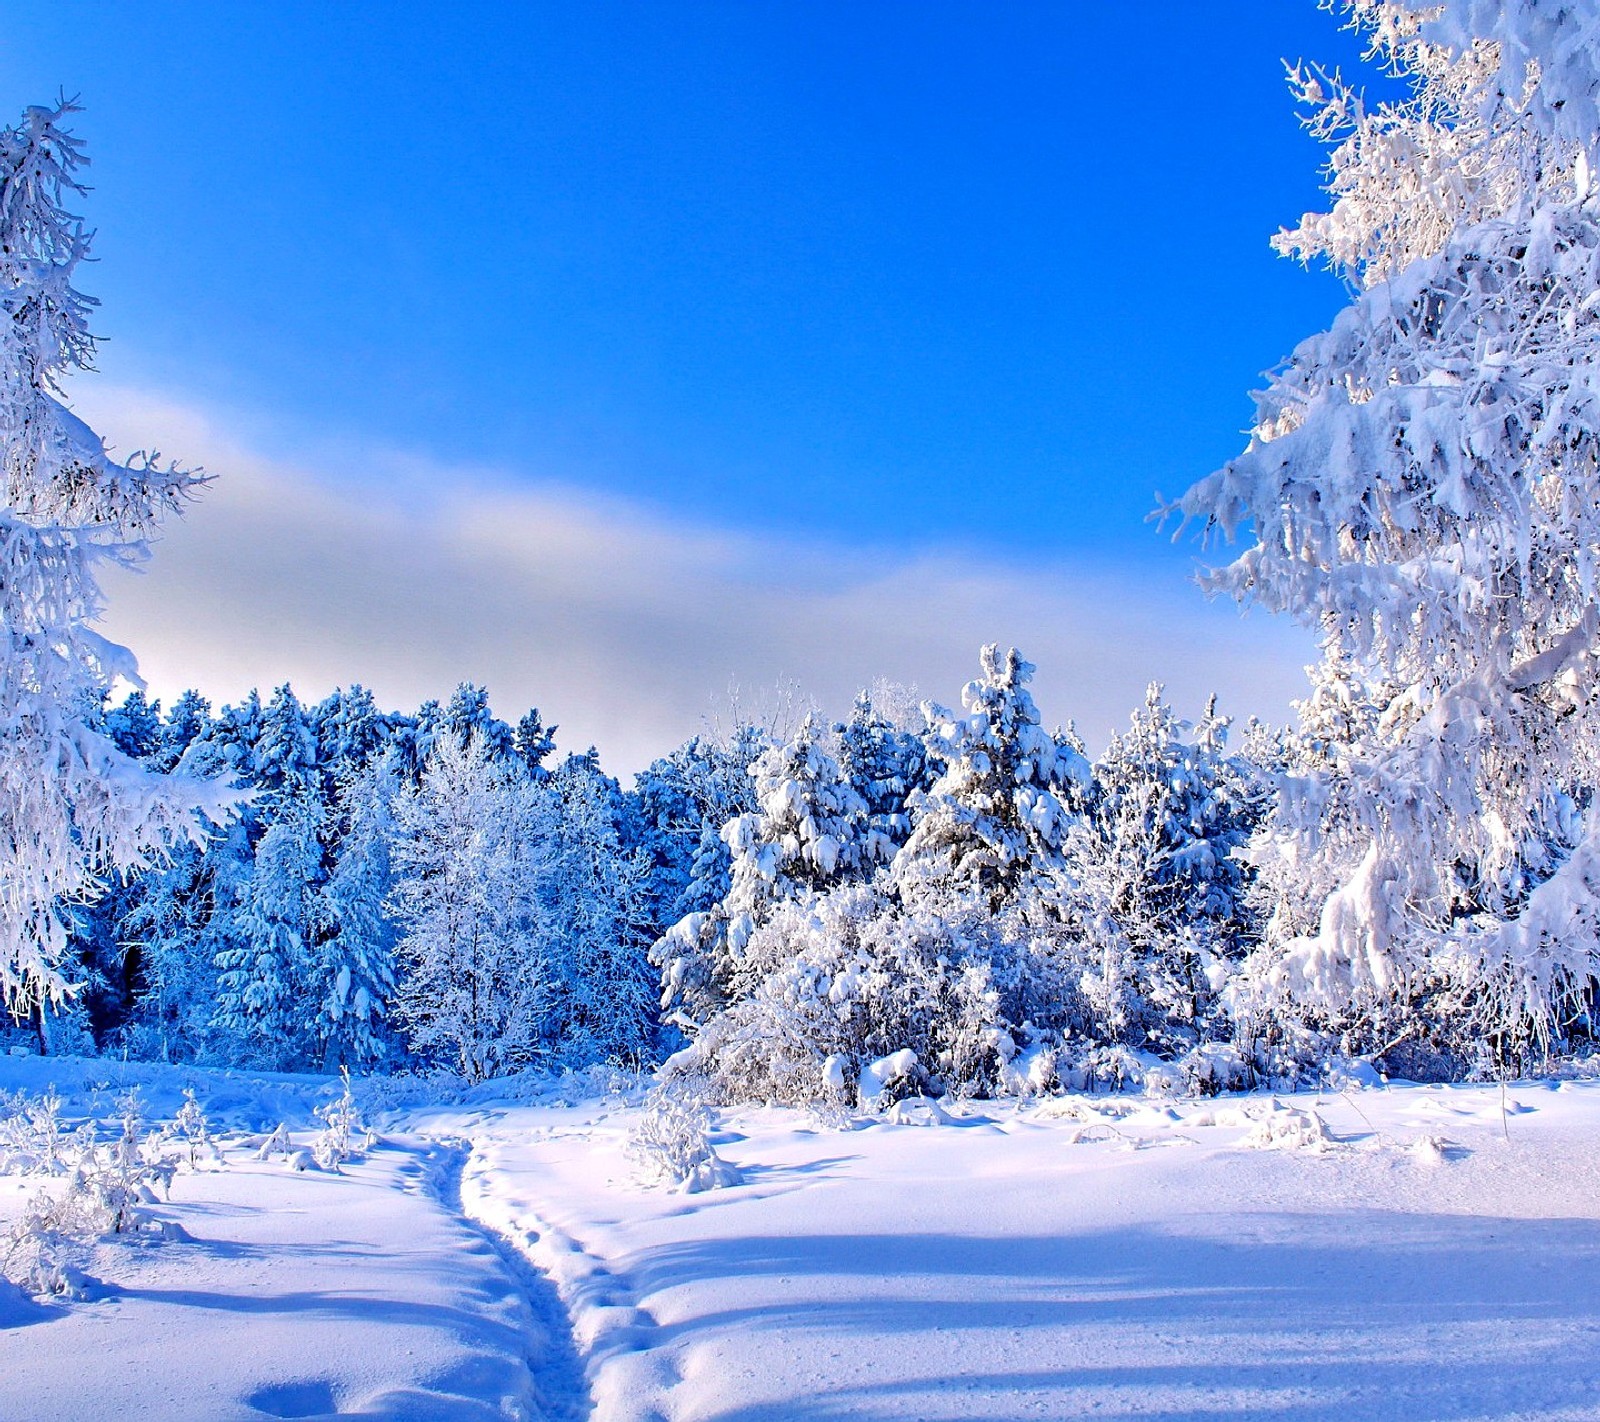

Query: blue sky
[{"left": 1, "top": 3, "right": 1384, "bottom": 769}]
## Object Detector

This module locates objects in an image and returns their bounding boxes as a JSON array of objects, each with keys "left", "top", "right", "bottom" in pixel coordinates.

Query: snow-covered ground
[{"left": 5, "top": 1059, "right": 1600, "bottom": 1421}]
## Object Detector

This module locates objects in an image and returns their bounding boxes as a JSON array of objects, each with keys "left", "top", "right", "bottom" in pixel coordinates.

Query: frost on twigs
[
  {"left": 312, "top": 1067, "right": 373, "bottom": 1172},
  {"left": 626, "top": 1079, "right": 743, "bottom": 1194},
  {"left": 0, "top": 1086, "right": 70, "bottom": 1174},
  {"left": 160, "top": 1087, "right": 222, "bottom": 1169},
  {"left": 0, "top": 1087, "right": 191, "bottom": 1299}
]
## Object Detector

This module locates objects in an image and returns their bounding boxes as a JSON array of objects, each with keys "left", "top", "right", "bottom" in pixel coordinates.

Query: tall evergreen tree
[
  {"left": 390, "top": 733, "right": 553, "bottom": 1080},
  {"left": 213, "top": 785, "right": 326, "bottom": 1069},
  {"left": 0, "top": 102, "right": 226, "bottom": 1024},
  {"left": 892, "top": 645, "right": 1087, "bottom": 916},
  {"left": 547, "top": 753, "right": 656, "bottom": 1066},
  {"left": 314, "top": 760, "right": 399, "bottom": 1069}
]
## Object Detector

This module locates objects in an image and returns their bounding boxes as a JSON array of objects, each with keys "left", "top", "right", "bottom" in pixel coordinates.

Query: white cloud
[{"left": 72, "top": 381, "right": 1316, "bottom": 776}]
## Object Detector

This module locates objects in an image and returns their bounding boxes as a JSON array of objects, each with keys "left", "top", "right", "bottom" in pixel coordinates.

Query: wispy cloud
[{"left": 74, "top": 381, "right": 1315, "bottom": 776}]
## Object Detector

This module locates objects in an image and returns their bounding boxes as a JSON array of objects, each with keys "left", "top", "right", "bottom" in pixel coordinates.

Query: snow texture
[{"left": 8, "top": 1055, "right": 1600, "bottom": 1421}]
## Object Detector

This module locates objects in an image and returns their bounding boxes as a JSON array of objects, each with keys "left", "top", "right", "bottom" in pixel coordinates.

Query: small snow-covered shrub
[
  {"left": 1241, "top": 1100, "right": 1331, "bottom": 1153},
  {"left": 0, "top": 1087, "right": 71, "bottom": 1175},
  {"left": 161, "top": 1087, "right": 220, "bottom": 1169},
  {"left": 1179, "top": 1042, "right": 1252, "bottom": 1096},
  {"left": 858, "top": 1049, "right": 921, "bottom": 1110},
  {"left": 626, "top": 1080, "right": 742, "bottom": 1193},
  {"left": 312, "top": 1068, "right": 372, "bottom": 1172},
  {"left": 1, "top": 1090, "right": 182, "bottom": 1298},
  {"left": 256, "top": 1122, "right": 294, "bottom": 1163},
  {"left": 1074, "top": 1043, "right": 1146, "bottom": 1093}
]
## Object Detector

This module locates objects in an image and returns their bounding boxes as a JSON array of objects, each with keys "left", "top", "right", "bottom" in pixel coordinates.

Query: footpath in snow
[
  {"left": 0, "top": 1058, "right": 580, "bottom": 1422},
  {"left": 7, "top": 1059, "right": 1600, "bottom": 1420},
  {"left": 429, "top": 1080, "right": 1600, "bottom": 1422}
]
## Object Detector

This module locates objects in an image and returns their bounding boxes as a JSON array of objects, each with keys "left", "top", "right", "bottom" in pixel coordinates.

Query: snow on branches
[
  {"left": 0, "top": 102, "right": 228, "bottom": 1024},
  {"left": 1179, "top": 2, "right": 1600, "bottom": 1059}
]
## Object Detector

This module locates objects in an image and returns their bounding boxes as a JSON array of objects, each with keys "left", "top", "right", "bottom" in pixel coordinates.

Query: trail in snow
[
  {"left": 431, "top": 1084, "right": 1600, "bottom": 1422},
  {"left": 9, "top": 1059, "right": 1600, "bottom": 1421},
  {"left": 0, "top": 1060, "right": 543, "bottom": 1422},
  {"left": 430, "top": 1134, "right": 594, "bottom": 1422}
]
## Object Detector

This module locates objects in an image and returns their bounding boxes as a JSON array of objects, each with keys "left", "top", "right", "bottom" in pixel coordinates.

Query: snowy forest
[{"left": 11, "top": 0, "right": 1600, "bottom": 1107}]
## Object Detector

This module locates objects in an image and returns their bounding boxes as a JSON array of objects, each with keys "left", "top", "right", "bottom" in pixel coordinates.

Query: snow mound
[{"left": 1241, "top": 1100, "right": 1332, "bottom": 1152}]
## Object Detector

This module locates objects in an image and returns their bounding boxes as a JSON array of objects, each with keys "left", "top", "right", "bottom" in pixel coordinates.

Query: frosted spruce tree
[
  {"left": 646, "top": 723, "right": 767, "bottom": 1032},
  {"left": 892, "top": 645, "right": 1087, "bottom": 917},
  {"left": 1177, "top": 3, "right": 1600, "bottom": 1064},
  {"left": 836, "top": 685, "right": 929, "bottom": 865},
  {"left": 213, "top": 786, "right": 325, "bottom": 1069},
  {"left": 546, "top": 752, "right": 656, "bottom": 1066},
  {"left": 389, "top": 733, "right": 554, "bottom": 1080},
  {"left": 312, "top": 759, "right": 399, "bottom": 1070},
  {"left": 1064, "top": 687, "right": 1265, "bottom": 1054},
  {"left": 655, "top": 715, "right": 866, "bottom": 1027},
  {"left": 0, "top": 102, "right": 225, "bottom": 1032}
]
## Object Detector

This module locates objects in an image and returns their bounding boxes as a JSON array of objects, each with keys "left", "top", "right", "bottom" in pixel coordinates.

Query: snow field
[
  {"left": 8, "top": 1061, "right": 1600, "bottom": 1420},
  {"left": 440, "top": 1081, "right": 1600, "bottom": 1421},
  {"left": 0, "top": 1062, "right": 541, "bottom": 1421}
]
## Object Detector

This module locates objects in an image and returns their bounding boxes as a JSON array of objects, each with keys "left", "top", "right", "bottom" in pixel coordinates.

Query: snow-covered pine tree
[
  {"left": 1064, "top": 686, "right": 1265, "bottom": 1053},
  {"left": 1177, "top": 3, "right": 1600, "bottom": 1065},
  {"left": 423, "top": 683, "right": 516, "bottom": 762},
  {"left": 389, "top": 732, "right": 554, "bottom": 1080},
  {"left": 213, "top": 788, "right": 325, "bottom": 1069},
  {"left": 150, "top": 689, "right": 213, "bottom": 774},
  {"left": 545, "top": 751, "right": 657, "bottom": 1066},
  {"left": 101, "top": 689, "right": 163, "bottom": 761},
  {"left": 835, "top": 685, "right": 928, "bottom": 866},
  {"left": 514, "top": 707, "right": 557, "bottom": 778},
  {"left": 313, "top": 759, "right": 399, "bottom": 1070},
  {"left": 647, "top": 724, "right": 766, "bottom": 1032},
  {"left": 892, "top": 645, "right": 1087, "bottom": 917},
  {"left": 251, "top": 684, "right": 321, "bottom": 802},
  {"left": 634, "top": 728, "right": 763, "bottom": 934},
  {"left": 0, "top": 101, "right": 226, "bottom": 1029},
  {"left": 207, "top": 685, "right": 329, "bottom": 1066},
  {"left": 666, "top": 715, "right": 868, "bottom": 1016},
  {"left": 726, "top": 715, "right": 870, "bottom": 919},
  {"left": 312, "top": 684, "right": 391, "bottom": 786},
  {"left": 114, "top": 823, "right": 240, "bottom": 1061}
]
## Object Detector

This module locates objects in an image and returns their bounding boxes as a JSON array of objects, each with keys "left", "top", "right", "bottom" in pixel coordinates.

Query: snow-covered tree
[
  {"left": 1177, "top": 3, "right": 1600, "bottom": 1063},
  {"left": 0, "top": 102, "right": 226, "bottom": 1026},
  {"left": 100, "top": 689, "right": 162, "bottom": 761},
  {"left": 654, "top": 716, "right": 867, "bottom": 1030},
  {"left": 213, "top": 784, "right": 325, "bottom": 1069},
  {"left": 835, "top": 685, "right": 928, "bottom": 865},
  {"left": 313, "top": 684, "right": 391, "bottom": 785},
  {"left": 420, "top": 683, "right": 515, "bottom": 763},
  {"left": 645, "top": 724, "right": 765, "bottom": 1031},
  {"left": 728, "top": 716, "right": 870, "bottom": 923},
  {"left": 679, "top": 650, "right": 1101, "bottom": 1103},
  {"left": 251, "top": 684, "right": 320, "bottom": 803},
  {"left": 313, "top": 760, "right": 399, "bottom": 1070},
  {"left": 695, "top": 884, "right": 1008, "bottom": 1106},
  {"left": 389, "top": 733, "right": 553, "bottom": 1080},
  {"left": 545, "top": 752, "right": 656, "bottom": 1066},
  {"left": 514, "top": 707, "right": 557, "bottom": 778},
  {"left": 1063, "top": 686, "right": 1266, "bottom": 1052},
  {"left": 151, "top": 689, "right": 213, "bottom": 774},
  {"left": 893, "top": 645, "right": 1087, "bottom": 916}
]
